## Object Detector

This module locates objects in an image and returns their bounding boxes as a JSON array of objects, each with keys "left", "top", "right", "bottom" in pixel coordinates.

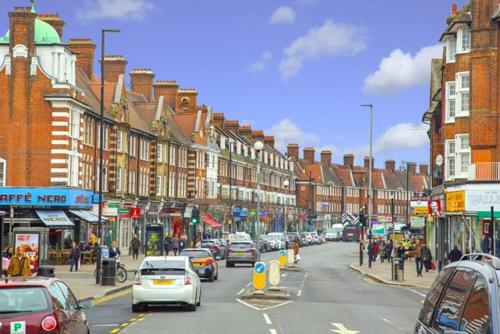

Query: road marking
[
  {"left": 297, "top": 289, "right": 302, "bottom": 297},
  {"left": 237, "top": 288, "right": 245, "bottom": 295},
  {"left": 261, "top": 300, "right": 293, "bottom": 310},
  {"left": 382, "top": 318, "right": 407, "bottom": 332},
  {"left": 110, "top": 330, "right": 120, "bottom": 334},
  {"left": 92, "top": 324, "right": 120, "bottom": 327},
  {"left": 246, "top": 282, "right": 252, "bottom": 287},
  {"left": 263, "top": 313, "right": 272, "bottom": 325},
  {"left": 93, "top": 288, "right": 131, "bottom": 305},
  {"left": 270, "top": 329, "right": 278, "bottom": 334},
  {"left": 236, "top": 298, "right": 262, "bottom": 311},
  {"left": 108, "top": 312, "right": 150, "bottom": 333},
  {"left": 406, "top": 288, "right": 427, "bottom": 297},
  {"left": 331, "top": 323, "right": 359, "bottom": 334}
]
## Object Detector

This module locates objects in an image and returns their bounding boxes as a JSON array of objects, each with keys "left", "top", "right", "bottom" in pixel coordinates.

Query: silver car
[
  {"left": 132, "top": 256, "right": 202, "bottom": 312},
  {"left": 226, "top": 241, "right": 260, "bottom": 267}
]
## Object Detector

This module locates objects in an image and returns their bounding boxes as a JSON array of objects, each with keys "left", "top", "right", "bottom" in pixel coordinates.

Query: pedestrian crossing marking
[{"left": 331, "top": 323, "right": 359, "bottom": 334}]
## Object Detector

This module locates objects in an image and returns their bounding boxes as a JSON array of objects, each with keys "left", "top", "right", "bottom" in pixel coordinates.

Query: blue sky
[{"left": 0, "top": 0, "right": 468, "bottom": 167}]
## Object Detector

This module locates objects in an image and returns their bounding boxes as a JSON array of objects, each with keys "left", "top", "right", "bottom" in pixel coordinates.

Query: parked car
[
  {"left": 286, "top": 232, "right": 302, "bottom": 247},
  {"left": 180, "top": 248, "right": 219, "bottom": 282},
  {"left": 0, "top": 277, "right": 92, "bottom": 334},
  {"left": 258, "top": 237, "right": 273, "bottom": 253},
  {"left": 262, "top": 235, "right": 278, "bottom": 251},
  {"left": 200, "top": 239, "right": 226, "bottom": 260},
  {"left": 132, "top": 256, "right": 202, "bottom": 312},
  {"left": 310, "top": 232, "right": 321, "bottom": 245},
  {"left": 414, "top": 253, "right": 500, "bottom": 334},
  {"left": 300, "top": 232, "right": 310, "bottom": 246},
  {"left": 266, "top": 232, "right": 286, "bottom": 249},
  {"left": 226, "top": 241, "right": 260, "bottom": 267}
]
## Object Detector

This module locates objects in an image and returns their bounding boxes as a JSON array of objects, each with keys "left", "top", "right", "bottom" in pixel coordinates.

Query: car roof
[
  {"left": 445, "top": 256, "right": 500, "bottom": 285},
  {"left": 181, "top": 248, "right": 211, "bottom": 253},
  {"left": 0, "top": 276, "right": 58, "bottom": 288},
  {"left": 143, "top": 256, "right": 188, "bottom": 262}
]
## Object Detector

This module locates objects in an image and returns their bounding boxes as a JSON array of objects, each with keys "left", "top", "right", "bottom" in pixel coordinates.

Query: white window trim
[
  {"left": 456, "top": 71, "right": 470, "bottom": 117},
  {"left": 445, "top": 81, "right": 456, "bottom": 123},
  {"left": 456, "top": 26, "right": 471, "bottom": 54},
  {"left": 0, "top": 158, "right": 6, "bottom": 186},
  {"left": 446, "top": 37, "right": 456, "bottom": 63}
]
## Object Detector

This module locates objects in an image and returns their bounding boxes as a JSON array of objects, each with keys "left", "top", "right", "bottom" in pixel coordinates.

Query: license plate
[
  {"left": 237, "top": 252, "right": 246, "bottom": 256},
  {"left": 153, "top": 279, "right": 174, "bottom": 286}
]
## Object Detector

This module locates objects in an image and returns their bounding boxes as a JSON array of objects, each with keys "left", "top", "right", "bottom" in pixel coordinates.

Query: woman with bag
[
  {"left": 423, "top": 244, "right": 433, "bottom": 272},
  {"left": 7, "top": 247, "right": 31, "bottom": 277}
]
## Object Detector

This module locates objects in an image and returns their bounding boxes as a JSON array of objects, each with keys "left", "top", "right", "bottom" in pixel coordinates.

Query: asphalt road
[{"left": 85, "top": 242, "right": 427, "bottom": 334}]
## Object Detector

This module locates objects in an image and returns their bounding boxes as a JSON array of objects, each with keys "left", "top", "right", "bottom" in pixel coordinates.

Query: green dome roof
[{"left": 0, "top": 18, "right": 61, "bottom": 45}]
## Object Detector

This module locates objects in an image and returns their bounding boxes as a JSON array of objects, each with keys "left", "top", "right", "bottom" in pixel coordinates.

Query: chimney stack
[
  {"left": 224, "top": 120, "right": 240, "bottom": 135},
  {"left": 176, "top": 89, "right": 198, "bottom": 113},
  {"left": 451, "top": 3, "right": 458, "bottom": 17},
  {"left": 303, "top": 147, "right": 315, "bottom": 163},
  {"left": 103, "top": 55, "right": 127, "bottom": 83},
  {"left": 153, "top": 81, "right": 179, "bottom": 107},
  {"left": 252, "top": 130, "right": 265, "bottom": 142},
  {"left": 385, "top": 160, "right": 396, "bottom": 172},
  {"left": 264, "top": 136, "right": 275, "bottom": 149},
  {"left": 364, "top": 156, "right": 374, "bottom": 169},
  {"left": 38, "top": 13, "right": 64, "bottom": 39},
  {"left": 9, "top": 7, "right": 36, "bottom": 53},
  {"left": 130, "top": 69, "right": 155, "bottom": 101},
  {"left": 69, "top": 39, "right": 96, "bottom": 80},
  {"left": 239, "top": 125, "right": 253, "bottom": 137},
  {"left": 213, "top": 113, "right": 225, "bottom": 128},
  {"left": 287, "top": 144, "right": 299, "bottom": 160},
  {"left": 343, "top": 154, "right": 354, "bottom": 168},
  {"left": 419, "top": 163, "right": 429, "bottom": 175},
  {"left": 407, "top": 162, "right": 417, "bottom": 174},
  {"left": 321, "top": 150, "right": 332, "bottom": 166}
]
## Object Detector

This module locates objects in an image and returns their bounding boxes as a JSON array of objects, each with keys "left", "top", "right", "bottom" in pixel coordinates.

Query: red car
[{"left": 0, "top": 277, "right": 91, "bottom": 334}]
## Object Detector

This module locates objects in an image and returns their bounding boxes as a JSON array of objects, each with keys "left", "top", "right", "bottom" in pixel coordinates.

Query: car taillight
[
  {"left": 184, "top": 274, "right": 192, "bottom": 285},
  {"left": 205, "top": 258, "right": 213, "bottom": 265},
  {"left": 248, "top": 249, "right": 256, "bottom": 254},
  {"left": 134, "top": 271, "right": 142, "bottom": 286},
  {"left": 210, "top": 245, "right": 220, "bottom": 250},
  {"left": 41, "top": 315, "right": 58, "bottom": 332},
  {"left": 227, "top": 249, "right": 234, "bottom": 253}
]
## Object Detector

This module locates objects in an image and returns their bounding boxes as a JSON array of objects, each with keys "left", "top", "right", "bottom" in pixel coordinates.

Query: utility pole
[
  {"left": 255, "top": 141, "right": 264, "bottom": 243},
  {"left": 361, "top": 104, "right": 373, "bottom": 268},
  {"left": 0, "top": 211, "right": 6, "bottom": 276}
]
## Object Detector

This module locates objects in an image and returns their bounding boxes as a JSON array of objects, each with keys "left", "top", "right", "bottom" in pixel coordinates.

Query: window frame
[
  {"left": 0, "top": 157, "right": 6, "bottom": 186},
  {"left": 457, "top": 26, "right": 471, "bottom": 54},
  {"left": 446, "top": 37, "right": 456, "bottom": 63},
  {"left": 445, "top": 81, "right": 457, "bottom": 123},
  {"left": 456, "top": 72, "right": 470, "bottom": 117}
]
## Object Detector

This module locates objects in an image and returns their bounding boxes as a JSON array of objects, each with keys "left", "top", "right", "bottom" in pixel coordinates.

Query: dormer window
[
  {"left": 446, "top": 37, "right": 456, "bottom": 63},
  {"left": 457, "top": 26, "right": 471, "bottom": 53},
  {"left": 181, "top": 97, "right": 189, "bottom": 109}
]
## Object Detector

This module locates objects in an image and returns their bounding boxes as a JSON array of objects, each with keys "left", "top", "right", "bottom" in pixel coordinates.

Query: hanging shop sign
[
  {"left": 446, "top": 191, "right": 466, "bottom": 212},
  {"left": 411, "top": 200, "right": 429, "bottom": 216}
]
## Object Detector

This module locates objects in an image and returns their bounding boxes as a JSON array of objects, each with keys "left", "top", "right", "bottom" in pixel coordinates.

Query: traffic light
[
  {"left": 359, "top": 210, "right": 366, "bottom": 228},
  {"left": 191, "top": 208, "right": 200, "bottom": 225}
]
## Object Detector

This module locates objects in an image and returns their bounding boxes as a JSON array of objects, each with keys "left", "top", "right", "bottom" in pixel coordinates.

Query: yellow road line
[
  {"left": 108, "top": 313, "right": 150, "bottom": 334},
  {"left": 93, "top": 288, "right": 131, "bottom": 305},
  {"left": 109, "top": 329, "right": 120, "bottom": 334},
  {"left": 120, "top": 323, "right": 129, "bottom": 327}
]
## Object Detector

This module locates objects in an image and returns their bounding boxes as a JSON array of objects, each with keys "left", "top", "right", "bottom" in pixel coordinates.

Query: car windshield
[
  {"left": 141, "top": 259, "right": 186, "bottom": 275},
  {"left": 202, "top": 241, "right": 215, "bottom": 245},
  {"left": 0, "top": 287, "right": 51, "bottom": 317},
  {"left": 180, "top": 250, "right": 211, "bottom": 259},
  {"left": 230, "top": 243, "right": 252, "bottom": 249},
  {"left": 262, "top": 235, "right": 273, "bottom": 241}
]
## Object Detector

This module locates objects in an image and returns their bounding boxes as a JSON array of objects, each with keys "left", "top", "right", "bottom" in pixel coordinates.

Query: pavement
[
  {"left": 348, "top": 257, "right": 437, "bottom": 289},
  {"left": 82, "top": 243, "right": 430, "bottom": 334}
]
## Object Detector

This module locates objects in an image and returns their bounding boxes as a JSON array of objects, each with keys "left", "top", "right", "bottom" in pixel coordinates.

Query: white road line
[
  {"left": 406, "top": 288, "right": 427, "bottom": 298},
  {"left": 382, "top": 318, "right": 407, "bottom": 332},
  {"left": 297, "top": 289, "right": 302, "bottom": 297},
  {"left": 261, "top": 300, "right": 293, "bottom": 310},
  {"left": 269, "top": 329, "right": 278, "bottom": 334},
  {"left": 236, "top": 298, "right": 261, "bottom": 311},
  {"left": 246, "top": 282, "right": 252, "bottom": 287},
  {"left": 263, "top": 313, "right": 272, "bottom": 325},
  {"left": 237, "top": 288, "right": 245, "bottom": 295}
]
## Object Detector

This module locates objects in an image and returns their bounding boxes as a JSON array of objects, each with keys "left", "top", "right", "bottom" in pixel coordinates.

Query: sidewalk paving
[
  {"left": 349, "top": 258, "right": 437, "bottom": 289},
  {"left": 49, "top": 255, "right": 143, "bottom": 300}
]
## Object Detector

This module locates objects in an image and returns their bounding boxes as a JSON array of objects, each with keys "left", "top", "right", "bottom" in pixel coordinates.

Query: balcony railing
[{"left": 468, "top": 162, "right": 500, "bottom": 181}]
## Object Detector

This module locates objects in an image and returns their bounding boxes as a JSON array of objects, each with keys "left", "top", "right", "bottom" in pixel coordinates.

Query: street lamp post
[
  {"left": 254, "top": 141, "right": 264, "bottom": 243},
  {"left": 283, "top": 179, "right": 290, "bottom": 246},
  {"left": 0, "top": 210, "right": 6, "bottom": 276},
  {"left": 361, "top": 104, "right": 373, "bottom": 268},
  {"left": 96, "top": 28, "right": 120, "bottom": 285}
]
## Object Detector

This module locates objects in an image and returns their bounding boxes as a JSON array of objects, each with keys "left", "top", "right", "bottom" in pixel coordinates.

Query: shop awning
[
  {"left": 69, "top": 210, "right": 108, "bottom": 223},
  {"left": 202, "top": 215, "right": 222, "bottom": 228},
  {"left": 36, "top": 210, "right": 74, "bottom": 227}
]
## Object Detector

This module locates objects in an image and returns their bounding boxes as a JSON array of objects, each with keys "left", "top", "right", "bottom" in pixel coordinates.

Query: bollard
[
  {"left": 253, "top": 262, "right": 266, "bottom": 291},
  {"left": 279, "top": 249, "right": 287, "bottom": 267}
]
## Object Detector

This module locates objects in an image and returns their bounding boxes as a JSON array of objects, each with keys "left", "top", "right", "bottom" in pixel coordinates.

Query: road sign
[
  {"left": 287, "top": 249, "right": 295, "bottom": 265},
  {"left": 268, "top": 260, "right": 281, "bottom": 287},
  {"left": 279, "top": 249, "right": 287, "bottom": 267},
  {"left": 386, "top": 216, "right": 392, "bottom": 223},
  {"left": 253, "top": 262, "right": 266, "bottom": 290}
]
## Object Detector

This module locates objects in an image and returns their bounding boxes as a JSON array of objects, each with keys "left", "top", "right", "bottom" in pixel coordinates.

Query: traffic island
[
  {"left": 282, "top": 264, "right": 302, "bottom": 272},
  {"left": 240, "top": 288, "right": 291, "bottom": 301}
]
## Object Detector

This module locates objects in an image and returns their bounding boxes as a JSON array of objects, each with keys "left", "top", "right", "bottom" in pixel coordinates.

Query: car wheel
[
  {"left": 186, "top": 302, "right": 197, "bottom": 311},
  {"left": 208, "top": 271, "right": 215, "bottom": 282},
  {"left": 197, "top": 292, "right": 201, "bottom": 306},
  {"left": 132, "top": 303, "right": 143, "bottom": 313},
  {"left": 214, "top": 270, "right": 219, "bottom": 280}
]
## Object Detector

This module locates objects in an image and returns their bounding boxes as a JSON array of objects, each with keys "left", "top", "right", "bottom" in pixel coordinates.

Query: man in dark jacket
[
  {"left": 448, "top": 245, "right": 463, "bottom": 262},
  {"left": 384, "top": 240, "right": 393, "bottom": 262},
  {"left": 423, "top": 245, "right": 432, "bottom": 272},
  {"left": 130, "top": 235, "right": 140, "bottom": 260},
  {"left": 69, "top": 241, "right": 81, "bottom": 272}
]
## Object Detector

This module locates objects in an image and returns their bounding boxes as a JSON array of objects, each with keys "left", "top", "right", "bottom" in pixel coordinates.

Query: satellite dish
[{"left": 435, "top": 154, "right": 444, "bottom": 166}]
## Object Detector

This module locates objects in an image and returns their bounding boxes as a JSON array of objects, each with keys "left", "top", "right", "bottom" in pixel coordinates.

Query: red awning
[{"left": 202, "top": 215, "right": 222, "bottom": 228}]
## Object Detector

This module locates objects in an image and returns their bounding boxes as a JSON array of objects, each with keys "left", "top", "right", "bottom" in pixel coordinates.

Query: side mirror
[{"left": 79, "top": 299, "right": 94, "bottom": 310}]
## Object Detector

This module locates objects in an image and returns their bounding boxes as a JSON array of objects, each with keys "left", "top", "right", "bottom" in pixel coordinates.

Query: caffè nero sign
[{"left": 0, "top": 187, "right": 94, "bottom": 208}]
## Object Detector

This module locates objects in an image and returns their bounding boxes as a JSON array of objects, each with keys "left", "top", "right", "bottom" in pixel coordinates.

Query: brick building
[{"left": 423, "top": 0, "right": 500, "bottom": 266}]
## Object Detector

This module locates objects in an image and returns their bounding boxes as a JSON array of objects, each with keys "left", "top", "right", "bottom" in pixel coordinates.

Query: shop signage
[
  {"left": 130, "top": 208, "right": 141, "bottom": 218},
  {"left": 411, "top": 201, "right": 429, "bottom": 216},
  {"left": 410, "top": 216, "right": 426, "bottom": 228},
  {"left": 446, "top": 191, "right": 465, "bottom": 212},
  {"left": 466, "top": 189, "right": 500, "bottom": 212},
  {"left": 119, "top": 208, "right": 131, "bottom": 219},
  {"left": 428, "top": 200, "right": 442, "bottom": 216},
  {"left": 0, "top": 187, "right": 94, "bottom": 208}
]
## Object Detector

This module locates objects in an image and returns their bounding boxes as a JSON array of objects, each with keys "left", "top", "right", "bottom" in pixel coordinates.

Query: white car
[
  {"left": 132, "top": 256, "right": 202, "bottom": 312},
  {"left": 267, "top": 232, "right": 286, "bottom": 249}
]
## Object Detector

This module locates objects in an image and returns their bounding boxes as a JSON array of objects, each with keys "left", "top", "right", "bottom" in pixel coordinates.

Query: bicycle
[{"left": 93, "top": 257, "right": 128, "bottom": 283}]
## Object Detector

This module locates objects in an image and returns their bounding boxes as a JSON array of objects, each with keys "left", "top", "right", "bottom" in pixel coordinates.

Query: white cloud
[
  {"left": 249, "top": 52, "right": 273, "bottom": 73},
  {"left": 374, "top": 123, "right": 429, "bottom": 154},
  {"left": 279, "top": 20, "right": 366, "bottom": 79},
  {"left": 269, "top": 6, "right": 296, "bottom": 25},
  {"left": 363, "top": 44, "right": 443, "bottom": 95},
  {"left": 77, "top": 0, "right": 154, "bottom": 21},
  {"left": 267, "top": 118, "right": 318, "bottom": 152},
  {"left": 296, "top": 0, "right": 318, "bottom": 5}
]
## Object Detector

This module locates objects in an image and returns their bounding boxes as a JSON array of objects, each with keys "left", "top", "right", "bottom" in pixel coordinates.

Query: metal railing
[{"left": 468, "top": 162, "right": 500, "bottom": 181}]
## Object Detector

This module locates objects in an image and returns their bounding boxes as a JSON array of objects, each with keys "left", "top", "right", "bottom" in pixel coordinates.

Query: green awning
[{"left": 477, "top": 211, "right": 500, "bottom": 219}]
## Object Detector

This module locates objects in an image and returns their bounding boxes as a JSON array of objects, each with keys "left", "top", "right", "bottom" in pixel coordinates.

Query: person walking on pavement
[
  {"left": 172, "top": 235, "right": 180, "bottom": 256},
  {"left": 415, "top": 240, "right": 424, "bottom": 277},
  {"left": 481, "top": 235, "right": 491, "bottom": 254},
  {"left": 180, "top": 233, "right": 187, "bottom": 250},
  {"left": 293, "top": 239, "right": 300, "bottom": 263},
  {"left": 379, "top": 241, "right": 386, "bottom": 263},
  {"left": 448, "top": 245, "right": 463, "bottom": 262},
  {"left": 423, "top": 244, "right": 432, "bottom": 272},
  {"left": 7, "top": 247, "right": 31, "bottom": 277},
  {"left": 131, "top": 234, "right": 140, "bottom": 260},
  {"left": 109, "top": 241, "right": 121, "bottom": 259},
  {"left": 385, "top": 240, "right": 393, "bottom": 262},
  {"left": 69, "top": 241, "right": 81, "bottom": 272}
]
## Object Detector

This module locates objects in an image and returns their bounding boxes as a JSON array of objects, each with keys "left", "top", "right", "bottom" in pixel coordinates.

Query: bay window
[
  {"left": 445, "top": 134, "right": 470, "bottom": 180},
  {"left": 457, "top": 26, "right": 471, "bottom": 53},
  {"left": 445, "top": 81, "right": 456, "bottom": 122},
  {"left": 446, "top": 37, "right": 456, "bottom": 63}
]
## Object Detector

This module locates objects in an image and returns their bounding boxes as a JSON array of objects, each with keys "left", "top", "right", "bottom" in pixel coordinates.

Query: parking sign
[{"left": 11, "top": 321, "right": 26, "bottom": 334}]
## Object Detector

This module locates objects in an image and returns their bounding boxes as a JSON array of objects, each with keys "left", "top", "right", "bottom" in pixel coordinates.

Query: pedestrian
[
  {"left": 165, "top": 234, "right": 172, "bottom": 256},
  {"left": 448, "top": 245, "right": 463, "bottom": 262},
  {"left": 180, "top": 233, "right": 187, "bottom": 250},
  {"left": 423, "top": 244, "right": 432, "bottom": 272},
  {"left": 379, "top": 241, "right": 386, "bottom": 263},
  {"left": 367, "top": 242, "right": 373, "bottom": 262},
  {"left": 293, "top": 239, "right": 300, "bottom": 263},
  {"left": 69, "top": 241, "right": 81, "bottom": 272},
  {"left": 109, "top": 241, "right": 121, "bottom": 259},
  {"left": 2, "top": 246, "right": 13, "bottom": 259},
  {"left": 414, "top": 240, "right": 424, "bottom": 277},
  {"left": 372, "top": 242, "right": 379, "bottom": 261},
  {"left": 385, "top": 240, "right": 393, "bottom": 262},
  {"left": 397, "top": 242, "right": 405, "bottom": 269},
  {"left": 131, "top": 234, "right": 140, "bottom": 260},
  {"left": 7, "top": 247, "right": 31, "bottom": 277},
  {"left": 172, "top": 235, "right": 180, "bottom": 256}
]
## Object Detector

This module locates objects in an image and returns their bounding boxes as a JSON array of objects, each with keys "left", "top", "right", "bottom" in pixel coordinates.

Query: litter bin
[
  {"left": 37, "top": 265, "right": 55, "bottom": 278},
  {"left": 392, "top": 258, "right": 404, "bottom": 282},
  {"left": 101, "top": 258, "right": 116, "bottom": 286}
]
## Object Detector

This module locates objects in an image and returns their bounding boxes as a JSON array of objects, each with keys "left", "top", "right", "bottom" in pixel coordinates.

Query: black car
[{"left": 414, "top": 253, "right": 500, "bottom": 334}]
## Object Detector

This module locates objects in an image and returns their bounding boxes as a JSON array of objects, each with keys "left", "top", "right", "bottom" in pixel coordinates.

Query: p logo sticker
[{"left": 11, "top": 321, "right": 26, "bottom": 334}]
